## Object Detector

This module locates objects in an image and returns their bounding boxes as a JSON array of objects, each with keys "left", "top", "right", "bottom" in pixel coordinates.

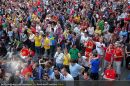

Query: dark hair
[
  {"left": 54, "top": 67, "right": 59, "bottom": 71},
  {"left": 92, "top": 50, "right": 98, "bottom": 57},
  {"left": 61, "top": 67, "right": 67, "bottom": 72},
  {"left": 82, "top": 71, "right": 89, "bottom": 76},
  {"left": 70, "top": 59, "right": 77, "bottom": 63}
]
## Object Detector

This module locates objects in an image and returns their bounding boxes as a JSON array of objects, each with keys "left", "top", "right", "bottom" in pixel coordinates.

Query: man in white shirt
[
  {"left": 78, "top": 56, "right": 89, "bottom": 72},
  {"left": 74, "top": 25, "right": 80, "bottom": 35},
  {"left": 80, "top": 32, "right": 89, "bottom": 44},
  {"left": 61, "top": 67, "right": 74, "bottom": 81},
  {"left": 95, "top": 37, "right": 105, "bottom": 56},
  {"left": 94, "top": 37, "right": 105, "bottom": 72},
  {"left": 87, "top": 24, "right": 94, "bottom": 36},
  {"left": 103, "top": 22, "right": 110, "bottom": 33},
  {"left": 54, "top": 47, "right": 64, "bottom": 70}
]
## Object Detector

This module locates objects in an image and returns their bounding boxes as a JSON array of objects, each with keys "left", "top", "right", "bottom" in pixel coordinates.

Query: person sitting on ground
[{"left": 103, "top": 64, "right": 116, "bottom": 81}]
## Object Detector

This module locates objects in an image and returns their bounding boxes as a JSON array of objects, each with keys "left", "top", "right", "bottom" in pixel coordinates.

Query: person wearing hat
[{"left": 113, "top": 42, "right": 123, "bottom": 80}]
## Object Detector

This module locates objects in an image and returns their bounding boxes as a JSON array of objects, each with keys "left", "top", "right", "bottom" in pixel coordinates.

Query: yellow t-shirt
[
  {"left": 32, "top": 13, "right": 36, "bottom": 21},
  {"left": 95, "top": 29, "right": 102, "bottom": 35},
  {"left": 34, "top": 35, "right": 42, "bottom": 47},
  {"left": 74, "top": 16, "right": 80, "bottom": 23},
  {"left": 43, "top": 37, "right": 50, "bottom": 50},
  {"left": 63, "top": 30, "right": 68, "bottom": 39},
  {"left": 63, "top": 53, "right": 71, "bottom": 65}
]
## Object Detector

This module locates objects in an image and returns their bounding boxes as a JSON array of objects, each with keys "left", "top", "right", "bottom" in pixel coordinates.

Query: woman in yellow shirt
[
  {"left": 95, "top": 26, "right": 102, "bottom": 35},
  {"left": 63, "top": 48, "right": 71, "bottom": 73},
  {"left": 74, "top": 14, "right": 81, "bottom": 24},
  {"left": 34, "top": 32, "right": 42, "bottom": 55},
  {"left": 43, "top": 34, "right": 51, "bottom": 57}
]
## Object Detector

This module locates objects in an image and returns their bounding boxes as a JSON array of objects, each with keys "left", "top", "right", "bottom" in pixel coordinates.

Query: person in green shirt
[
  {"left": 98, "top": 19, "right": 104, "bottom": 32},
  {"left": 69, "top": 45, "right": 80, "bottom": 60}
]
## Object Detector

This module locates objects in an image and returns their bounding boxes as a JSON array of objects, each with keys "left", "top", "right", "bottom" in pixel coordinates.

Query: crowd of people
[{"left": 0, "top": 0, "right": 130, "bottom": 85}]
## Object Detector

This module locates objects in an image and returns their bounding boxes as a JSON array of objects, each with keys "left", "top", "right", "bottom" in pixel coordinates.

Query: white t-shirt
[
  {"left": 29, "top": 34, "right": 35, "bottom": 42},
  {"left": 80, "top": 34, "right": 89, "bottom": 43},
  {"left": 36, "top": 25, "right": 41, "bottom": 33},
  {"left": 54, "top": 25, "right": 58, "bottom": 33},
  {"left": 54, "top": 52, "right": 64, "bottom": 64},
  {"left": 95, "top": 42, "right": 105, "bottom": 55},
  {"left": 87, "top": 27, "right": 94, "bottom": 35},
  {"left": 63, "top": 74, "right": 74, "bottom": 81},
  {"left": 74, "top": 27, "right": 80, "bottom": 35},
  {"left": 120, "top": 13, "right": 127, "bottom": 19},
  {"left": 81, "top": 56, "right": 89, "bottom": 67}
]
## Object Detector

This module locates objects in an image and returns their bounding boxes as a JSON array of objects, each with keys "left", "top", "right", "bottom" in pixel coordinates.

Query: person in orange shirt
[
  {"left": 113, "top": 42, "right": 123, "bottom": 80},
  {"left": 84, "top": 38, "right": 94, "bottom": 59}
]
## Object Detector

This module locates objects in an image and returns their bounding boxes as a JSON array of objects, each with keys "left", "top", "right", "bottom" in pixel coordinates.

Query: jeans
[
  {"left": 103, "top": 60, "right": 110, "bottom": 71},
  {"left": 113, "top": 61, "right": 121, "bottom": 74},
  {"left": 50, "top": 45, "right": 55, "bottom": 57},
  {"left": 44, "top": 49, "right": 50, "bottom": 57},
  {"left": 35, "top": 46, "right": 41, "bottom": 56},
  {"left": 56, "top": 63, "right": 63, "bottom": 70}
]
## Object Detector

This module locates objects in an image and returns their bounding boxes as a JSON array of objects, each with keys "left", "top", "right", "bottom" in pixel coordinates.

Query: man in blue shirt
[
  {"left": 119, "top": 28, "right": 128, "bottom": 43},
  {"left": 50, "top": 67, "right": 64, "bottom": 80},
  {"left": 90, "top": 50, "right": 100, "bottom": 80},
  {"left": 69, "top": 60, "right": 85, "bottom": 80}
]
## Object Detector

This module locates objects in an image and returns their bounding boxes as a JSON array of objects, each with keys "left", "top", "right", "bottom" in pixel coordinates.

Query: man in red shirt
[
  {"left": 20, "top": 45, "right": 30, "bottom": 59},
  {"left": 103, "top": 44, "right": 114, "bottom": 71},
  {"left": 103, "top": 64, "right": 116, "bottom": 81},
  {"left": 113, "top": 42, "right": 123, "bottom": 80},
  {"left": 84, "top": 38, "right": 94, "bottom": 59}
]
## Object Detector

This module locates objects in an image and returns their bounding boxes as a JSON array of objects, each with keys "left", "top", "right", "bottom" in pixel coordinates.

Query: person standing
[
  {"left": 103, "top": 44, "right": 114, "bottom": 71},
  {"left": 43, "top": 33, "right": 51, "bottom": 57},
  {"left": 69, "top": 45, "right": 80, "bottom": 61},
  {"left": 84, "top": 38, "right": 94, "bottom": 58},
  {"left": 63, "top": 48, "right": 71, "bottom": 73},
  {"left": 89, "top": 50, "right": 100, "bottom": 80},
  {"left": 94, "top": 37, "right": 105, "bottom": 71},
  {"left": 125, "top": 41, "right": 130, "bottom": 69},
  {"left": 50, "top": 67, "right": 64, "bottom": 80},
  {"left": 113, "top": 42, "right": 123, "bottom": 80},
  {"left": 61, "top": 67, "right": 74, "bottom": 80},
  {"left": 34, "top": 32, "right": 42, "bottom": 56},
  {"left": 69, "top": 60, "right": 85, "bottom": 80},
  {"left": 54, "top": 47, "right": 64, "bottom": 70}
]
